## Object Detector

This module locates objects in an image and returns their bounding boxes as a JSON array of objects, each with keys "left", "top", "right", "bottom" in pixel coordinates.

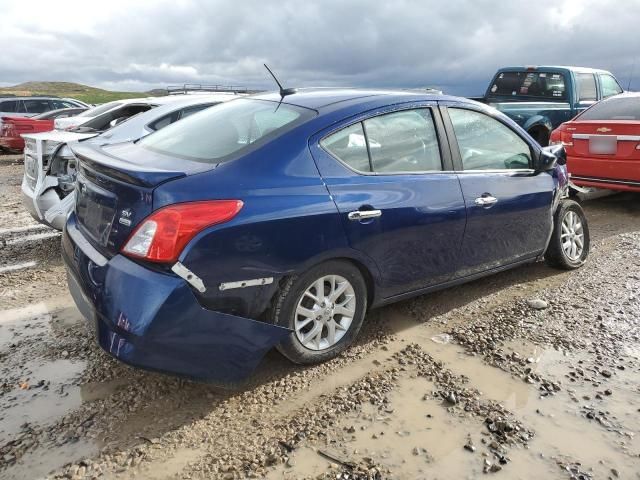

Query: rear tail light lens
[
  {"left": 560, "top": 131, "right": 573, "bottom": 147},
  {"left": 121, "top": 200, "right": 243, "bottom": 263}
]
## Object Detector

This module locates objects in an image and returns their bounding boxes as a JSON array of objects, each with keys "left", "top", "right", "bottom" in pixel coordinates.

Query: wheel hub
[{"left": 294, "top": 275, "right": 357, "bottom": 351}]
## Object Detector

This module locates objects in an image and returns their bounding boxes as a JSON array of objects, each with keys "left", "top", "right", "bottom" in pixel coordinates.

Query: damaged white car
[{"left": 22, "top": 93, "right": 241, "bottom": 229}]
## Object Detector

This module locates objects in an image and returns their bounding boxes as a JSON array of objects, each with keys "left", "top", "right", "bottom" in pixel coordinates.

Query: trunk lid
[
  {"left": 564, "top": 121, "right": 640, "bottom": 160},
  {"left": 69, "top": 142, "right": 214, "bottom": 257},
  {"left": 0, "top": 116, "right": 54, "bottom": 138}
]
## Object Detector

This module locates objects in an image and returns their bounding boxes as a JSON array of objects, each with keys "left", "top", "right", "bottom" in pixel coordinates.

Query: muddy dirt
[{"left": 1, "top": 154, "right": 639, "bottom": 480}]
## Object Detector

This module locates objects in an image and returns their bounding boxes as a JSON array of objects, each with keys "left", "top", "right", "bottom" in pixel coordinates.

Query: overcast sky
[{"left": 1, "top": 0, "right": 639, "bottom": 95}]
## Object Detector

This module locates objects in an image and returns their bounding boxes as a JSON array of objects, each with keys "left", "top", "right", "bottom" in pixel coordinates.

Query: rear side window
[
  {"left": 79, "top": 104, "right": 152, "bottom": 131},
  {"left": 489, "top": 71, "right": 566, "bottom": 100},
  {"left": 363, "top": 110, "right": 442, "bottom": 172},
  {"left": 321, "top": 108, "right": 442, "bottom": 174},
  {"left": 448, "top": 108, "right": 532, "bottom": 170},
  {"left": 51, "top": 100, "right": 75, "bottom": 109},
  {"left": 599, "top": 74, "right": 623, "bottom": 98},
  {"left": 140, "top": 99, "right": 314, "bottom": 163},
  {"left": 577, "top": 73, "right": 597, "bottom": 102},
  {"left": 579, "top": 96, "right": 640, "bottom": 120},
  {"left": 321, "top": 123, "right": 371, "bottom": 172},
  {"left": 148, "top": 112, "right": 178, "bottom": 131},
  {"left": 0, "top": 100, "right": 23, "bottom": 113},
  {"left": 180, "top": 103, "right": 215, "bottom": 119},
  {"left": 23, "top": 99, "right": 52, "bottom": 114},
  {"left": 78, "top": 101, "right": 123, "bottom": 117}
]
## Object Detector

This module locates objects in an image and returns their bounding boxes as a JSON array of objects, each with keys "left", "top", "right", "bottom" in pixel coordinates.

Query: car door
[
  {"left": 440, "top": 103, "right": 554, "bottom": 278},
  {"left": 310, "top": 105, "right": 467, "bottom": 298}
]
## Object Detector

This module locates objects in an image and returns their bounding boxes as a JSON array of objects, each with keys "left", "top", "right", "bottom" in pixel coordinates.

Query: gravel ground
[{"left": 1, "top": 151, "right": 639, "bottom": 479}]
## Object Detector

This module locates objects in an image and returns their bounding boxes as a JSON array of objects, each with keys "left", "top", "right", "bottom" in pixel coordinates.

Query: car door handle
[
  {"left": 348, "top": 209, "right": 382, "bottom": 221},
  {"left": 474, "top": 195, "right": 498, "bottom": 207}
]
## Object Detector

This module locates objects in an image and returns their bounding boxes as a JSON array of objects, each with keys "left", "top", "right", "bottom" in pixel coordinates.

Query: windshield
[
  {"left": 139, "top": 98, "right": 315, "bottom": 163},
  {"left": 489, "top": 71, "right": 567, "bottom": 100},
  {"left": 578, "top": 96, "right": 640, "bottom": 121},
  {"left": 77, "top": 101, "right": 123, "bottom": 117}
]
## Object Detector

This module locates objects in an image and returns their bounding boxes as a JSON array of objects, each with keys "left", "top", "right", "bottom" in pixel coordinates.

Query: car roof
[
  {"left": 0, "top": 96, "right": 61, "bottom": 100},
  {"left": 111, "top": 93, "right": 242, "bottom": 107},
  {"left": 496, "top": 66, "right": 613, "bottom": 75},
  {"left": 250, "top": 88, "right": 453, "bottom": 111}
]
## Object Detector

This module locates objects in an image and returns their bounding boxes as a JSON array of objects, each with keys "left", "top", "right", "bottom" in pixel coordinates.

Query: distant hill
[{"left": 0, "top": 81, "right": 163, "bottom": 104}]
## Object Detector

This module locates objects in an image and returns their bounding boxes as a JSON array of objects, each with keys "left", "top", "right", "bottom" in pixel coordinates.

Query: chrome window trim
[
  {"left": 572, "top": 134, "right": 640, "bottom": 141},
  {"left": 571, "top": 175, "right": 640, "bottom": 187},
  {"left": 454, "top": 168, "right": 535, "bottom": 174}
]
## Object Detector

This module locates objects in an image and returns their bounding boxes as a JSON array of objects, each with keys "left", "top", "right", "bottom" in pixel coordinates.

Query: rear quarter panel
[{"left": 152, "top": 126, "right": 381, "bottom": 320}]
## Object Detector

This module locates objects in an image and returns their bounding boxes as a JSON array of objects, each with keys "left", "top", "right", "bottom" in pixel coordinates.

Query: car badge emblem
[
  {"left": 596, "top": 127, "right": 612, "bottom": 133},
  {"left": 119, "top": 208, "right": 133, "bottom": 227}
]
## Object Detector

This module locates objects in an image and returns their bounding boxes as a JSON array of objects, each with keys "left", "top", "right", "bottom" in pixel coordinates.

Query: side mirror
[{"left": 536, "top": 145, "right": 566, "bottom": 172}]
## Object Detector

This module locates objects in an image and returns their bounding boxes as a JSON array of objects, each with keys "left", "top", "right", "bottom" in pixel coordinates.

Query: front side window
[
  {"left": 489, "top": 71, "right": 567, "bottom": 100},
  {"left": 448, "top": 108, "right": 532, "bottom": 170},
  {"left": 140, "top": 99, "right": 314, "bottom": 163},
  {"left": 600, "top": 74, "right": 623, "bottom": 98},
  {"left": 577, "top": 73, "right": 597, "bottom": 102}
]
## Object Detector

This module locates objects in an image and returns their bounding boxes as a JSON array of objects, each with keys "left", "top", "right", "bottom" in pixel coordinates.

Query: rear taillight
[
  {"left": 121, "top": 200, "right": 243, "bottom": 263},
  {"left": 560, "top": 131, "right": 573, "bottom": 147}
]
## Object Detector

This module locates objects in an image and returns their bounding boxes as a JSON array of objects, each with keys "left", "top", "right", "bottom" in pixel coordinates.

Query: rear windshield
[
  {"left": 139, "top": 98, "right": 315, "bottom": 163},
  {"left": 78, "top": 101, "right": 123, "bottom": 117},
  {"left": 578, "top": 96, "right": 640, "bottom": 121},
  {"left": 489, "top": 71, "right": 567, "bottom": 100}
]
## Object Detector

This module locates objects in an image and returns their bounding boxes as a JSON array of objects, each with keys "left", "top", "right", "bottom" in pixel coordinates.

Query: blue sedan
[{"left": 62, "top": 89, "right": 589, "bottom": 383}]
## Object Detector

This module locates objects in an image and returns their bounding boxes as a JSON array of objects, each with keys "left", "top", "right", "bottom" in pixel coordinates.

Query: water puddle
[
  {"left": 0, "top": 298, "right": 75, "bottom": 351},
  {"left": 0, "top": 358, "right": 85, "bottom": 440},
  {"left": 3, "top": 439, "right": 98, "bottom": 480}
]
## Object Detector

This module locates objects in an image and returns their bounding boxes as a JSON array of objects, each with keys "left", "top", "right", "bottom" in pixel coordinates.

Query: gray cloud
[{"left": 1, "top": 0, "right": 639, "bottom": 95}]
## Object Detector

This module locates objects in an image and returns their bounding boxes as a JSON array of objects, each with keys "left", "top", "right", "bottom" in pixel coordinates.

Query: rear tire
[
  {"left": 545, "top": 200, "right": 590, "bottom": 270},
  {"left": 271, "top": 260, "right": 367, "bottom": 364}
]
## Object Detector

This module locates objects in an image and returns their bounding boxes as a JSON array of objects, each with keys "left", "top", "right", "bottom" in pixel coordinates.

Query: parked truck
[{"left": 475, "top": 66, "right": 624, "bottom": 146}]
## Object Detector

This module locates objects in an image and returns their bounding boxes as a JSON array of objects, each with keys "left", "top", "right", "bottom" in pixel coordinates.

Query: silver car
[
  {"left": 21, "top": 93, "right": 241, "bottom": 229},
  {"left": 0, "top": 96, "right": 87, "bottom": 139}
]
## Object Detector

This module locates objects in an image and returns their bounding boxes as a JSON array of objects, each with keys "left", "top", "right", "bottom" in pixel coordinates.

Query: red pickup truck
[{"left": 0, "top": 107, "right": 87, "bottom": 152}]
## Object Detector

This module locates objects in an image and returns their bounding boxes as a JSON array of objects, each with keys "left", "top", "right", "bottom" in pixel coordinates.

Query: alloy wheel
[
  {"left": 294, "top": 275, "right": 356, "bottom": 351},
  {"left": 561, "top": 210, "right": 584, "bottom": 261}
]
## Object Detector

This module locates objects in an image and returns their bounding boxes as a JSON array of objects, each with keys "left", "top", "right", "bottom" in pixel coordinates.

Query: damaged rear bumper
[{"left": 62, "top": 213, "right": 291, "bottom": 383}]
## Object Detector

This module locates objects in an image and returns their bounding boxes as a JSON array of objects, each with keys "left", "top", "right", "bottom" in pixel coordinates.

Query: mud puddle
[
  {"left": 270, "top": 310, "right": 640, "bottom": 479},
  {"left": 3, "top": 440, "right": 98, "bottom": 480},
  {"left": 0, "top": 358, "right": 86, "bottom": 439}
]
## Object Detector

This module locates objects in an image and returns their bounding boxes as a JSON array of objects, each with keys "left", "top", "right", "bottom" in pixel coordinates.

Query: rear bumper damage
[{"left": 62, "top": 214, "right": 291, "bottom": 383}]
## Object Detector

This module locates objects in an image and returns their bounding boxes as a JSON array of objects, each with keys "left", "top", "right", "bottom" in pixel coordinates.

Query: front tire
[
  {"left": 271, "top": 260, "right": 368, "bottom": 364},
  {"left": 545, "top": 199, "right": 590, "bottom": 270}
]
